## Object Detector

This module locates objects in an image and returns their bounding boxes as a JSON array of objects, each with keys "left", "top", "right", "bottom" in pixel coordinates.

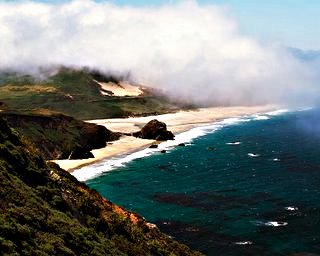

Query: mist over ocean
[{"left": 85, "top": 108, "right": 320, "bottom": 255}]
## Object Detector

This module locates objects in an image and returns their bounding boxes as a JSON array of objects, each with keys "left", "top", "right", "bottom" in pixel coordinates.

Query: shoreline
[{"left": 52, "top": 105, "right": 277, "bottom": 173}]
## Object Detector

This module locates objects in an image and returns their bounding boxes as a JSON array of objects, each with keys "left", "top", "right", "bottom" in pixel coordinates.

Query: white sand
[
  {"left": 95, "top": 80, "right": 143, "bottom": 97},
  {"left": 52, "top": 105, "right": 276, "bottom": 172}
]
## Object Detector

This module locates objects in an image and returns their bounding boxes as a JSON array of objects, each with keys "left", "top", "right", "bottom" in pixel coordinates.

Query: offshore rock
[{"left": 133, "top": 119, "right": 175, "bottom": 141}]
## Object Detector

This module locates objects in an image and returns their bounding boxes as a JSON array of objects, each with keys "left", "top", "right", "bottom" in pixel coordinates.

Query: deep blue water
[{"left": 86, "top": 109, "right": 320, "bottom": 255}]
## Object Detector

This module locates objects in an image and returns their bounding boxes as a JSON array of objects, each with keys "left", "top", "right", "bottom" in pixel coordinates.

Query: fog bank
[{"left": 0, "top": 0, "right": 318, "bottom": 106}]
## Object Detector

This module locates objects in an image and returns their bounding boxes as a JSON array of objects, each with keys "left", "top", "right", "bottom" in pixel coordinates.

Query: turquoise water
[{"left": 86, "top": 109, "right": 320, "bottom": 255}]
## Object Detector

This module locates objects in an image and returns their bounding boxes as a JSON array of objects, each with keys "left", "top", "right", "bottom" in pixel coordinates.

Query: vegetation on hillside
[
  {"left": 0, "top": 67, "right": 184, "bottom": 120},
  {"left": 0, "top": 117, "right": 202, "bottom": 255}
]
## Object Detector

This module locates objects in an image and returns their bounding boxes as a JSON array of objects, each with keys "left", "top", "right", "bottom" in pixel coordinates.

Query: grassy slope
[
  {"left": 0, "top": 118, "right": 202, "bottom": 256},
  {"left": 0, "top": 68, "right": 182, "bottom": 120},
  {"left": 0, "top": 68, "right": 193, "bottom": 160}
]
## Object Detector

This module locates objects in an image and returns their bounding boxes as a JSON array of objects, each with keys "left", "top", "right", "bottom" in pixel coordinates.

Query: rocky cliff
[
  {"left": 1, "top": 112, "right": 121, "bottom": 160},
  {"left": 0, "top": 117, "right": 201, "bottom": 255}
]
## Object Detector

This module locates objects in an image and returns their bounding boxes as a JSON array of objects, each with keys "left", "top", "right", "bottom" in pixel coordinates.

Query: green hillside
[
  {"left": 0, "top": 67, "right": 183, "bottom": 120},
  {"left": 0, "top": 117, "right": 202, "bottom": 255}
]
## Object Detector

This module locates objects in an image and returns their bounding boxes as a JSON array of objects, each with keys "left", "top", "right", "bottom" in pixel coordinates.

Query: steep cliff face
[
  {"left": 0, "top": 118, "right": 202, "bottom": 256},
  {"left": 1, "top": 113, "right": 121, "bottom": 159}
]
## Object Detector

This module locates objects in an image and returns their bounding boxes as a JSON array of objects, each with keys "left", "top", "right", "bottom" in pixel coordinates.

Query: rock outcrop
[
  {"left": 1, "top": 112, "right": 121, "bottom": 160},
  {"left": 68, "top": 146, "right": 95, "bottom": 159},
  {"left": 133, "top": 119, "right": 175, "bottom": 141}
]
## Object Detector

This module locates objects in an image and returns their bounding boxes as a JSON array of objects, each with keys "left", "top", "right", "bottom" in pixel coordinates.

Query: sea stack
[{"left": 133, "top": 119, "right": 175, "bottom": 141}]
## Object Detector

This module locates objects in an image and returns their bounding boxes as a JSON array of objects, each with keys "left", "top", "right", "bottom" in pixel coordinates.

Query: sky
[
  {"left": 210, "top": 0, "right": 320, "bottom": 50},
  {"left": 7, "top": 0, "right": 319, "bottom": 49},
  {"left": 0, "top": 0, "right": 319, "bottom": 106},
  {"left": 111, "top": 0, "right": 320, "bottom": 50}
]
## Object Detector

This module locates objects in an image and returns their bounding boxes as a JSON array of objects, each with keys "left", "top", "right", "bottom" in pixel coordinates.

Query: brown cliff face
[
  {"left": 1, "top": 112, "right": 121, "bottom": 159},
  {"left": 0, "top": 117, "right": 202, "bottom": 255}
]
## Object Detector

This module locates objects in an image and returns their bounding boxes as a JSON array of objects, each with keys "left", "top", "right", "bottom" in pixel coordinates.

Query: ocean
[{"left": 74, "top": 108, "right": 320, "bottom": 255}]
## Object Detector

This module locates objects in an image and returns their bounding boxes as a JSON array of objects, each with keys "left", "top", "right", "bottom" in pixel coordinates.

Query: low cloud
[{"left": 0, "top": 0, "right": 318, "bottom": 106}]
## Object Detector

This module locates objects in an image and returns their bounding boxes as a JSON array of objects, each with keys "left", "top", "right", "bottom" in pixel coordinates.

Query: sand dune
[{"left": 95, "top": 80, "right": 143, "bottom": 97}]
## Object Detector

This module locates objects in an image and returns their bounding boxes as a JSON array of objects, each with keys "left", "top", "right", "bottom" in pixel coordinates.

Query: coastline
[{"left": 52, "top": 105, "right": 276, "bottom": 172}]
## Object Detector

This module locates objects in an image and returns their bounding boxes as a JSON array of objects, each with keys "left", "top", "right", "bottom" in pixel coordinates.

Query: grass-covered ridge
[
  {"left": 0, "top": 67, "right": 183, "bottom": 120},
  {"left": 0, "top": 117, "right": 202, "bottom": 255}
]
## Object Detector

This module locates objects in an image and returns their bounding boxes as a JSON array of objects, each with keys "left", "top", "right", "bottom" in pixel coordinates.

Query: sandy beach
[{"left": 53, "top": 105, "right": 276, "bottom": 172}]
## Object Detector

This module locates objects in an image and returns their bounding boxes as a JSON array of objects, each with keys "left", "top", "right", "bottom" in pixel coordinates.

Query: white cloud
[{"left": 0, "top": 0, "right": 318, "bottom": 105}]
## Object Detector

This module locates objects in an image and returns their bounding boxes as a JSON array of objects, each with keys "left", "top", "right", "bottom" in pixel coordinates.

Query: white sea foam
[
  {"left": 72, "top": 124, "right": 219, "bottom": 181},
  {"left": 226, "top": 141, "right": 242, "bottom": 145},
  {"left": 72, "top": 109, "right": 292, "bottom": 181},
  {"left": 298, "top": 106, "right": 313, "bottom": 112},
  {"left": 234, "top": 241, "right": 253, "bottom": 245},
  {"left": 265, "top": 109, "right": 289, "bottom": 116},
  {"left": 248, "top": 107, "right": 292, "bottom": 120},
  {"left": 285, "top": 206, "right": 298, "bottom": 211},
  {"left": 248, "top": 153, "right": 260, "bottom": 158},
  {"left": 253, "top": 115, "right": 270, "bottom": 120},
  {"left": 253, "top": 220, "right": 288, "bottom": 227},
  {"left": 265, "top": 221, "right": 288, "bottom": 227}
]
